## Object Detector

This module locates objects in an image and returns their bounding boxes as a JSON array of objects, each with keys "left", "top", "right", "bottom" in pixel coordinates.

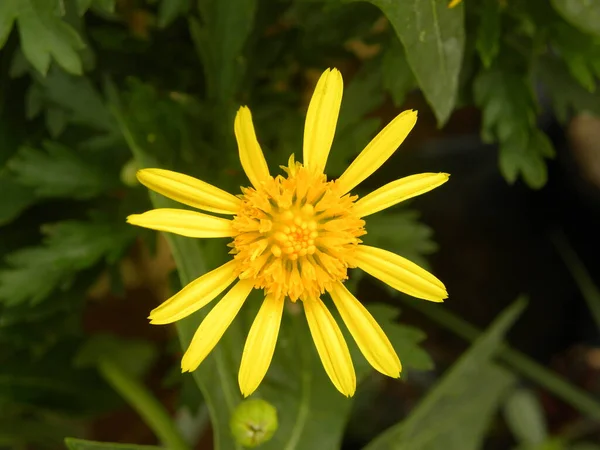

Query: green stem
[
  {"left": 98, "top": 358, "right": 190, "bottom": 450},
  {"left": 403, "top": 299, "right": 600, "bottom": 420}
]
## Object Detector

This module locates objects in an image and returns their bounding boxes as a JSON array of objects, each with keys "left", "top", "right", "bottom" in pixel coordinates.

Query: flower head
[{"left": 128, "top": 68, "right": 449, "bottom": 397}]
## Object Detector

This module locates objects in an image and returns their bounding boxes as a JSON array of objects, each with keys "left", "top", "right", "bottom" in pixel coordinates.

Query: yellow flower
[
  {"left": 448, "top": 0, "right": 462, "bottom": 7},
  {"left": 128, "top": 68, "right": 449, "bottom": 397}
]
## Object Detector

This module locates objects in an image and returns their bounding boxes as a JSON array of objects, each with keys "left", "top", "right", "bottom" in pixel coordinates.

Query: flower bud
[{"left": 230, "top": 398, "right": 278, "bottom": 447}]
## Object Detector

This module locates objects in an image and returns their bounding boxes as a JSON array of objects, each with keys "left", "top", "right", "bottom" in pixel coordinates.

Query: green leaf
[
  {"left": 362, "top": 210, "right": 438, "bottom": 269},
  {"left": 15, "top": 0, "right": 85, "bottom": 75},
  {"left": 75, "top": 335, "right": 157, "bottom": 379},
  {"left": 504, "top": 388, "right": 548, "bottom": 446},
  {"left": 0, "top": 0, "right": 18, "bottom": 49},
  {"left": 65, "top": 438, "right": 162, "bottom": 450},
  {"left": 476, "top": 0, "right": 501, "bottom": 68},
  {"left": 328, "top": 64, "right": 384, "bottom": 176},
  {"left": 0, "top": 219, "right": 133, "bottom": 306},
  {"left": 551, "top": 0, "right": 600, "bottom": 38},
  {"left": 368, "top": 0, "right": 465, "bottom": 125},
  {"left": 8, "top": 142, "right": 113, "bottom": 199},
  {"left": 382, "top": 39, "right": 417, "bottom": 107},
  {"left": 0, "top": 173, "right": 35, "bottom": 226},
  {"left": 474, "top": 68, "right": 554, "bottom": 189},
  {"left": 190, "top": 0, "right": 257, "bottom": 102},
  {"left": 368, "top": 304, "right": 434, "bottom": 371},
  {"left": 366, "top": 299, "right": 525, "bottom": 450},
  {"left": 536, "top": 56, "right": 600, "bottom": 122},
  {"left": 76, "top": 0, "right": 116, "bottom": 16},
  {"left": 158, "top": 0, "right": 189, "bottom": 28}
]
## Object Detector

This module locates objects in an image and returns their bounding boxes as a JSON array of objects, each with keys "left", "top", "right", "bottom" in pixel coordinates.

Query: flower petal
[
  {"left": 353, "top": 173, "right": 449, "bottom": 217},
  {"left": 303, "top": 68, "right": 343, "bottom": 175},
  {"left": 127, "top": 209, "right": 236, "bottom": 238},
  {"left": 329, "top": 282, "right": 401, "bottom": 377},
  {"left": 137, "top": 168, "right": 241, "bottom": 214},
  {"left": 337, "top": 110, "right": 418, "bottom": 194},
  {"left": 353, "top": 245, "right": 448, "bottom": 302},
  {"left": 303, "top": 296, "right": 356, "bottom": 396},
  {"left": 238, "top": 295, "right": 284, "bottom": 397},
  {"left": 149, "top": 260, "right": 238, "bottom": 325},
  {"left": 235, "top": 106, "right": 271, "bottom": 189},
  {"left": 181, "top": 279, "right": 254, "bottom": 372}
]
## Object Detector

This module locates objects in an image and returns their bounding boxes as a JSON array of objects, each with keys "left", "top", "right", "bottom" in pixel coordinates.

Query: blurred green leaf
[
  {"left": 382, "top": 39, "right": 416, "bottom": 107},
  {"left": 190, "top": 0, "right": 257, "bottom": 102},
  {"left": 328, "top": 64, "right": 384, "bottom": 176},
  {"left": 536, "top": 56, "right": 600, "bottom": 122},
  {"left": 369, "top": 304, "right": 434, "bottom": 371},
  {"left": 6, "top": 0, "right": 86, "bottom": 75},
  {"left": 551, "top": 0, "right": 600, "bottom": 38},
  {"left": 504, "top": 388, "right": 548, "bottom": 446},
  {"left": 0, "top": 173, "right": 36, "bottom": 226},
  {"left": 76, "top": 0, "right": 116, "bottom": 16},
  {"left": 366, "top": 299, "right": 525, "bottom": 450},
  {"left": 65, "top": 438, "right": 163, "bottom": 450},
  {"left": 75, "top": 335, "right": 157, "bottom": 379},
  {"left": 551, "top": 23, "right": 600, "bottom": 92},
  {"left": 369, "top": 0, "right": 465, "bottom": 125},
  {"left": 362, "top": 210, "right": 438, "bottom": 269},
  {"left": 474, "top": 68, "right": 554, "bottom": 189},
  {"left": 0, "top": 219, "right": 133, "bottom": 306},
  {"left": 8, "top": 142, "right": 114, "bottom": 199},
  {"left": 476, "top": 0, "right": 501, "bottom": 68},
  {"left": 158, "top": 0, "right": 189, "bottom": 28}
]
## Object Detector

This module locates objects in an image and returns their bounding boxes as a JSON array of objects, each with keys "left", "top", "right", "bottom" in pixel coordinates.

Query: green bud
[
  {"left": 120, "top": 159, "right": 140, "bottom": 187},
  {"left": 230, "top": 398, "right": 278, "bottom": 448}
]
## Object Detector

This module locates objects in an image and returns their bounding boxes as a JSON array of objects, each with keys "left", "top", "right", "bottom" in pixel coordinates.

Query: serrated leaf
[
  {"left": 368, "top": 0, "right": 465, "bottom": 125},
  {"left": 476, "top": 0, "right": 501, "bottom": 68},
  {"left": 368, "top": 304, "right": 434, "bottom": 371},
  {"left": 0, "top": 173, "right": 36, "bottom": 226},
  {"left": 474, "top": 68, "right": 554, "bottom": 188},
  {"left": 504, "top": 388, "right": 548, "bottom": 446},
  {"left": 8, "top": 142, "right": 112, "bottom": 199},
  {"left": 551, "top": 0, "right": 600, "bottom": 38},
  {"left": 16, "top": 0, "right": 85, "bottom": 75},
  {"left": 65, "top": 438, "right": 162, "bottom": 450},
  {"left": 0, "top": 219, "right": 133, "bottom": 306},
  {"left": 366, "top": 299, "right": 525, "bottom": 450},
  {"left": 75, "top": 335, "right": 157, "bottom": 378}
]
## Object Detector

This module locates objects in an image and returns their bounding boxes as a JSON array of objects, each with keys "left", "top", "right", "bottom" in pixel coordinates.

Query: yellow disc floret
[{"left": 230, "top": 156, "right": 365, "bottom": 301}]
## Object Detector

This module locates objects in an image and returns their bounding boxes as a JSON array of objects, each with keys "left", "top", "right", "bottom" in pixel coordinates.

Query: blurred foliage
[{"left": 0, "top": 0, "right": 599, "bottom": 449}]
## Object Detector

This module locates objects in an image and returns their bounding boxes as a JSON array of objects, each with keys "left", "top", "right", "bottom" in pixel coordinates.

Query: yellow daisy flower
[{"left": 128, "top": 68, "right": 449, "bottom": 398}]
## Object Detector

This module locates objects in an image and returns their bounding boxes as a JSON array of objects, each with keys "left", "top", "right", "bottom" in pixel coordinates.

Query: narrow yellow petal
[
  {"left": 181, "top": 279, "right": 254, "bottom": 372},
  {"left": 235, "top": 106, "right": 271, "bottom": 189},
  {"left": 303, "top": 297, "right": 356, "bottom": 396},
  {"left": 353, "top": 173, "right": 450, "bottom": 217},
  {"left": 149, "top": 260, "right": 238, "bottom": 325},
  {"left": 303, "top": 68, "right": 343, "bottom": 175},
  {"left": 353, "top": 245, "right": 448, "bottom": 302},
  {"left": 127, "top": 208, "right": 236, "bottom": 238},
  {"left": 448, "top": 0, "right": 462, "bottom": 8},
  {"left": 337, "top": 110, "right": 418, "bottom": 194},
  {"left": 137, "top": 168, "right": 241, "bottom": 214},
  {"left": 329, "top": 282, "right": 401, "bottom": 378},
  {"left": 238, "top": 295, "right": 284, "bottom": 397}
]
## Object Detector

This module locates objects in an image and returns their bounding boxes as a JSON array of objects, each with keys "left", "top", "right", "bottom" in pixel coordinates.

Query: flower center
[{"left": 230, "top": 156, "right": 365, "bottom": 302}]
